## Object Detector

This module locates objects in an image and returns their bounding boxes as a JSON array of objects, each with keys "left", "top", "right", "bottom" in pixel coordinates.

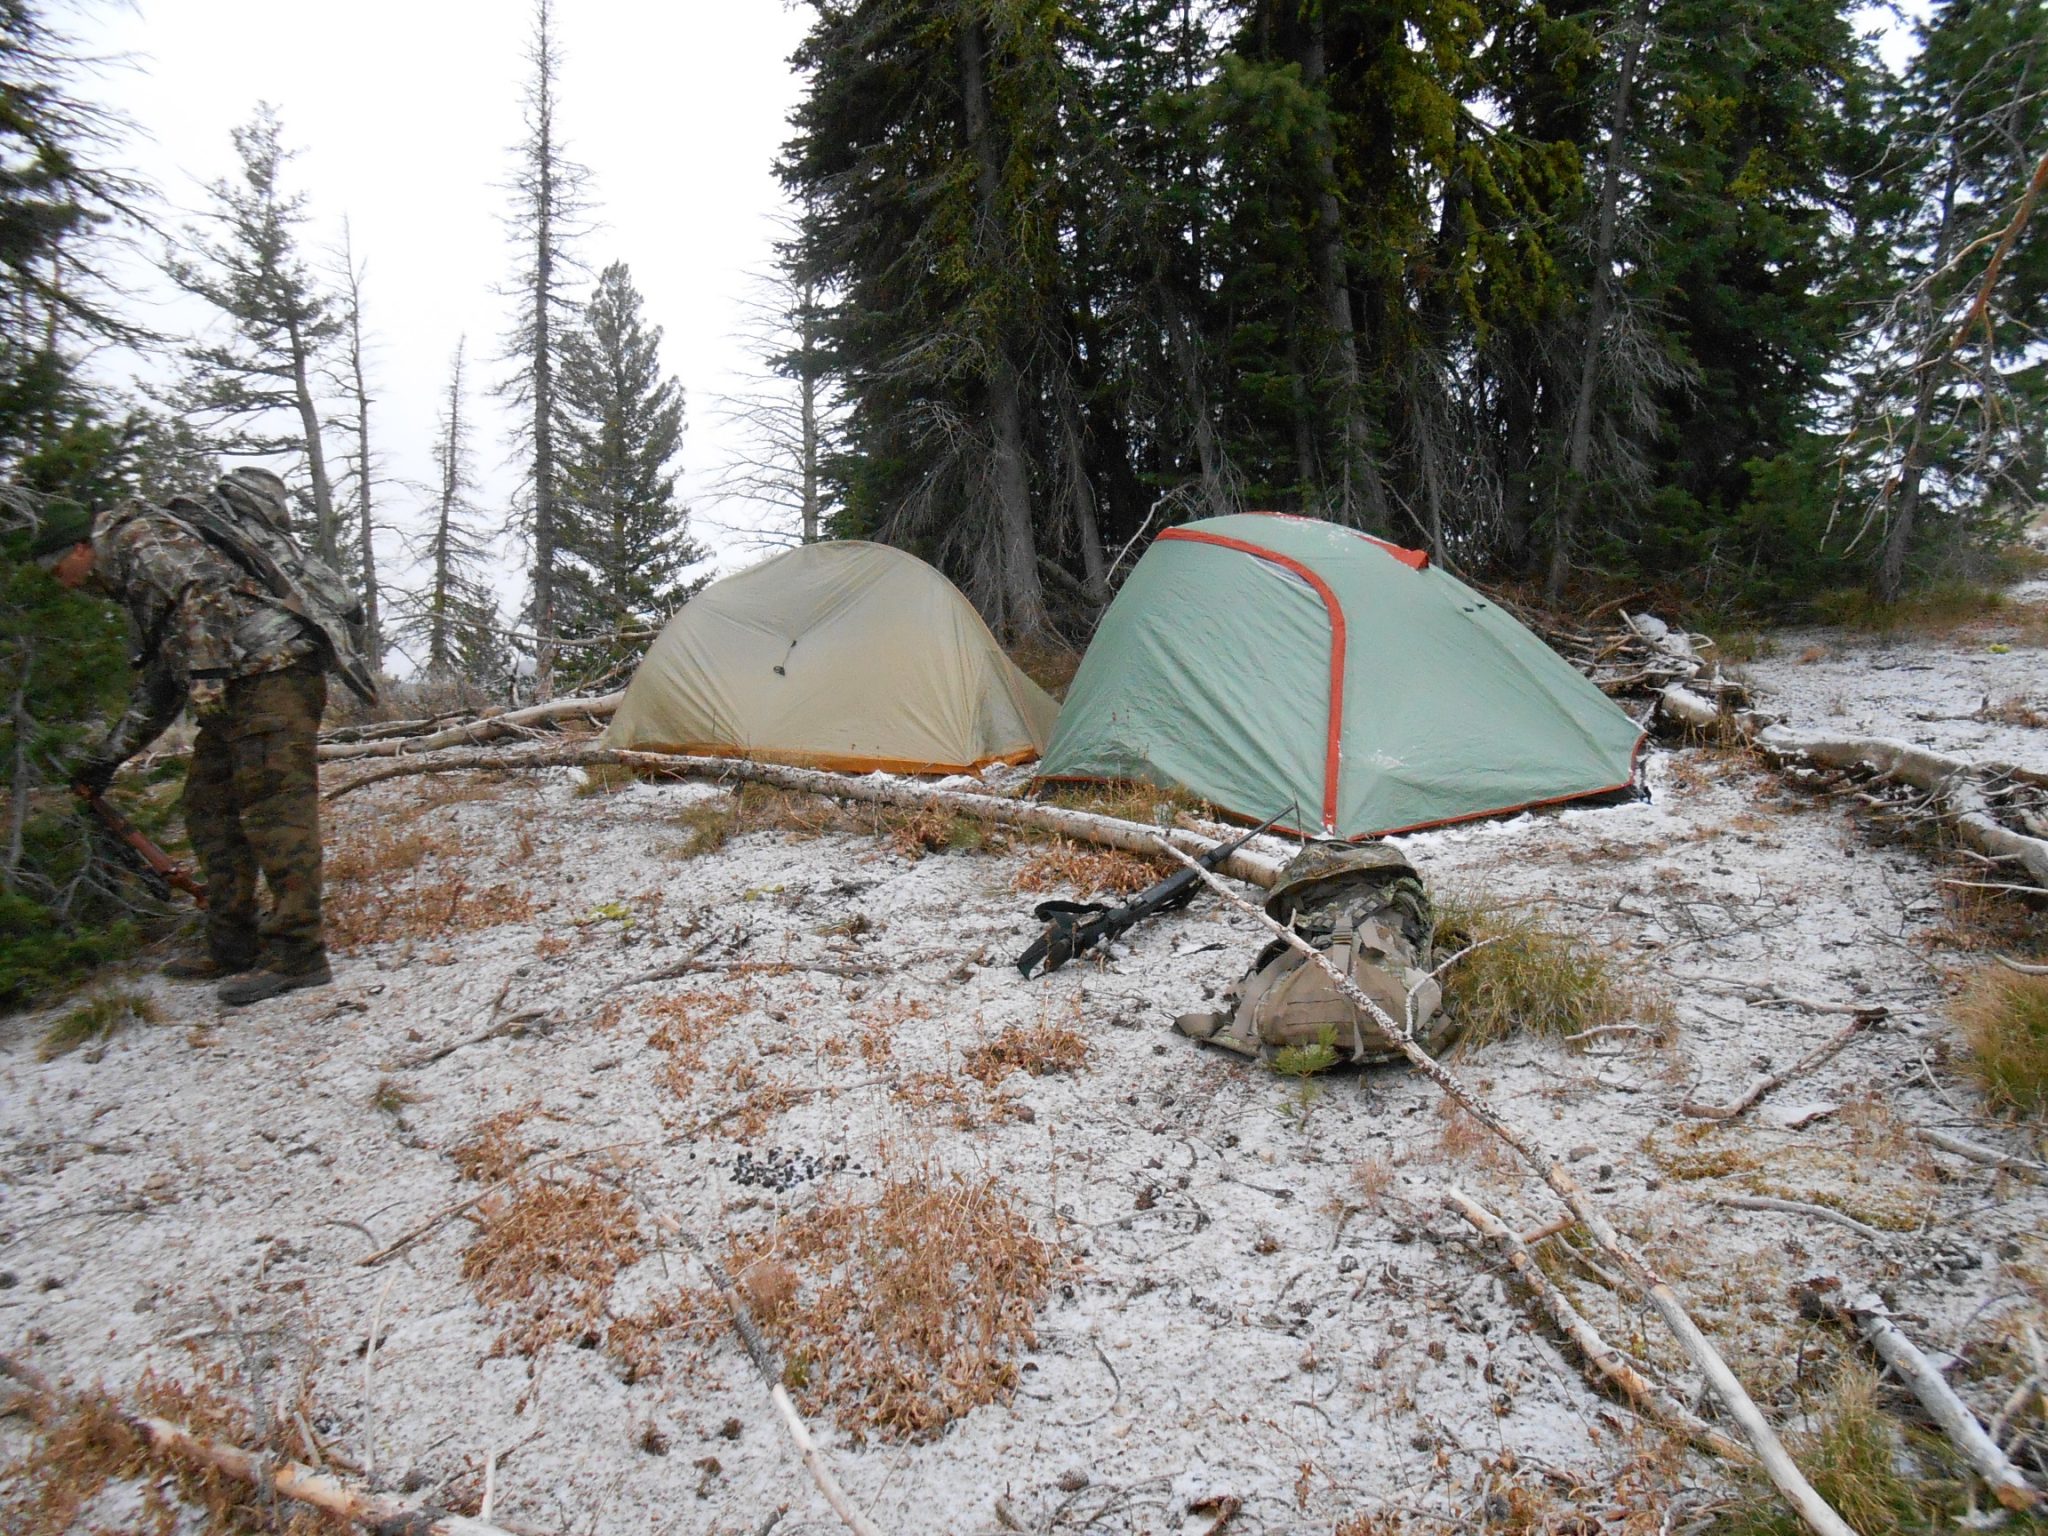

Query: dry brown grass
[
  {"left": 1954, "top": 965, "right": 2048, "bottom": 1118},
  {"left": 1980, "top": 695, "right": 2048, "bottom": 729},
  {"left": 644, "top": 989, "right": 750, "bottom": 1097},
  {"left": 1007, "top": 641, "right": 1083, "bottom": 699},
  {"left": 1921, "top": 880, "right": 2048, "bottom": 954},
  {"left": 461, "top": 1173, "right": 645, "bottom": 1357},
  {"left": 449, "top": 1104, "right": 539, "bottom": 1183},
  {"left": 710, "top": 1169, "right": 1065, "bottom": 1441},
  {"left": 1012, "top": 839, "right": 1166, "bottom": 898},
  {"left": 1040, "top": 780, "right": 1219, "bottom": 826},
  {"left": 324, "top": 824, "right": 535, "bottom": 950},
  {"left": 962, "top": 1020, "right": 1091, "bottom": 1087},
  {"left": 1, "top": 1364, "right": 346, "bottom": 1536}
]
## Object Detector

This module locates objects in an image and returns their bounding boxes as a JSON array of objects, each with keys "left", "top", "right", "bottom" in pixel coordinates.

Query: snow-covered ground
[{"left": 5, "top": 610, "right": 2047, "bottom": 1534}]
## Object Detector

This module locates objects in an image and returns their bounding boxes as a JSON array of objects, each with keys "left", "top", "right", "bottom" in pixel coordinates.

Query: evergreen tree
[
  {"left": 500, "top": 0, "right": 593, "bottom": 697},
  {"left": 710, "top": 223, "right": 843, "bottom": 548},
  {"left": 332, "top": 222, "right": 383, "bottom": 670},
  {"left": 398, "top": 339, "right": 500, "bottom": 682},
  {"left": 1839, "top": 0, "right": 2046, "bottom": 600},
  {"left": 784, "top": 0, "right": 1103, "bottom": 641},
  {"left": 163, "top": 105, "right": 347, "bottom": 566},
  {"left": 554, "top": 260, "right": 705, "bottom": 647}
]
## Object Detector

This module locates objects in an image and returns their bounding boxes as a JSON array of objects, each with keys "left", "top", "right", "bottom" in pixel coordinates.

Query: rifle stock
[{"left": 76, "top": 786, "right": 207, "bottom": 905}]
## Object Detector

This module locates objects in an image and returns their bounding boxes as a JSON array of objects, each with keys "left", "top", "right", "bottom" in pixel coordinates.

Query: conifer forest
[{"left": 8, "top": 6, "right": 2048, "bottom": 1533}]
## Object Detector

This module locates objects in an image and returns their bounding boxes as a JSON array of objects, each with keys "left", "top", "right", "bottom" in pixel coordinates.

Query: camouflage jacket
[{"left": 93, "top": 502, "right": 319, "bottom": 764}]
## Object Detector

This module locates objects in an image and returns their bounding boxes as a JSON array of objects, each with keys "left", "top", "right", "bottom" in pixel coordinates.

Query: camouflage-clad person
[{"left": 50, "top": 469, "right": 339, "bottom": 1005}]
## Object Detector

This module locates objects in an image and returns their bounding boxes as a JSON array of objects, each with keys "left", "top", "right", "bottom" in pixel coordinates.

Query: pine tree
[
  {"left": 554, "top": 261, "right": 704, "bottom": 651},
  {"left": 399, "top": 339, "right": 499, "bottom": 682},
  {"left": 500, "top": 0, "right": 593, "bottom": 697},
  {"left": 709, "top": 222, "right": 842, "bottom": 548},
  {"left": 784, "top": 0, "right": 1102, "bottom": 641},
  {"left": 332, "top": 222, "right": 382, "bottom": 670},
  {"left": 164, "top": 105, "right": 347, "bottom": 566},
  {"left": 1840, "top": 0, "right": 2046, "bottom": 600}
]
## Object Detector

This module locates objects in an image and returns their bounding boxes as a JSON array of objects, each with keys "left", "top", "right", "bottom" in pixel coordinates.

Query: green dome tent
[{"left": 1037, "top": 514, "right": 1644, "bottom": 839}]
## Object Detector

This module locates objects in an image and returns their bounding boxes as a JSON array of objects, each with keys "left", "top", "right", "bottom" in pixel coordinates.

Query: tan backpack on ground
[{"left": 1175, "top": 842, "right": 1452, "bottom": 1064}]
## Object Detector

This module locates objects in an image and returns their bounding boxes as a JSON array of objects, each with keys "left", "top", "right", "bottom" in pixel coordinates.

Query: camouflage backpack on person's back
[
  {"left": 1176, "top": 841, "right": 1453, "bottom": 1064},
  {"left": 162, "top": 468, "right": 379, "bottom": 706}
]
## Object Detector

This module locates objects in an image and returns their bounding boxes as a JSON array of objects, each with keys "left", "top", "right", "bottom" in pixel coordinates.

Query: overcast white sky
[{"left": 74, "top": 0, "right": 813, "bottom": 663}]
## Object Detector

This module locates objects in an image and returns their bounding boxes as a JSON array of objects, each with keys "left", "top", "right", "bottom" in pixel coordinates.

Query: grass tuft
[
  {"left": 1433, "top": 897, "right": 1667, "bottom": 1047},
  {"left": 1708, "top": 1362, "right": 1964, "bottom": 1534},
  {"left": 368, "top": 1076, "right": 421, "bottom": 1116},
  {"left": 1013, "top": 840, "right": 1165, "bottom": 899},
  {"left": 37, "top": 989, "right": 158, "bottom": 1061},
  {"left": 1954, "top": 965, "right": 2048, "bottom": 1118}
]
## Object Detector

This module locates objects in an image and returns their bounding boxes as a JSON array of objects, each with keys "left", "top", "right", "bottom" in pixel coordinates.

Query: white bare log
[
  {"left": 1710, "top": 1195, "right": 1889, "bottom": 1243},
  {"left": 1807, "top": 1284, "right": 2040, "bottom": 1511},
  {"left": 1912, "top": 1127, "right": 2048, "bottom": 1177},
  {"left": 1444, "top": 1187, "right": 1751, "bottom": 1462},
  {"left": 1156, "top": 839, "right": 1861, "bottom": 1536},
  {"left": 1995, "top": 953, "right": 2048, "bottom": 975},
  {"left": 0, "top": 1354, "right": 529, "bottom": 1536},
  {"left": 318, "top": 693, "right": 623, "bottom": 761},
  {"left": 325, "top": 744, "right": 1290, "bottom": 888}
]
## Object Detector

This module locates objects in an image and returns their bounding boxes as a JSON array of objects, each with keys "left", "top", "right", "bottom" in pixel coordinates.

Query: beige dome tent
[{"left": 604, "top": 540, "right": 1060, "bottom": 774}]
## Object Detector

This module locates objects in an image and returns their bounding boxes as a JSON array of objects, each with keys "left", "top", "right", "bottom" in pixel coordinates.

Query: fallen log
[
  {"left": 318, "top": 693, "right": 623, "bottom": 762},
  {"left": 0, "top": 1354, "right": 532, "bottom": 1536},
  {"left": 1798, "top": 1278, "right": 2041, "bottom": 1511},
  {"left": 1444, "top": 1187, "right": 1751, "bottom": 1462},
  {"left": 1157, "top": 838, "right": 1861, "bottom": 1536},
  {"left": 325, "top": 744, "right": 1291, "bottom": 889},
  {"left": 1656, "top": 683, "right": 2048, "bottom": 891},
  {"left": 1912, "top": 1127, "right": 2048, "bottom": 1178}
]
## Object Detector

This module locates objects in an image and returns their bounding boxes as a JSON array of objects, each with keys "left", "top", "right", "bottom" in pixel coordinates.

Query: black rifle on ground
[
  {"left": 1015, "top": 811, "right": 1285, "bottom": 978},
  {"left": 75, "top": 785, "right": 207, "bottom": 905}
]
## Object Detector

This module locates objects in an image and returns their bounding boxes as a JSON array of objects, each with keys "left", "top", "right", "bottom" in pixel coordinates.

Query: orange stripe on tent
[
  {"left": 1242, "top": 510, "right": 1430, "bottom": 570},
  {"left": 1157, "top": 527, "right": 1347, "bottom": 834}
]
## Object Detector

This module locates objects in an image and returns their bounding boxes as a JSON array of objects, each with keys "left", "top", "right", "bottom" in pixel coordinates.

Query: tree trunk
[
  {"left": 1300, "top": 14, "right": 1391, "bottom": 532},
  {"left": 1549, "top": 0, "right": 1650, "bottom": 600},
  {"left": 959, "top": 16, "right": 1048, "bottom": 642},
  {"left": 341, "top": 241, "right": 380, "bottom": 669},
  {"left": 286, "top": 316, "right": 338, "bottom": 566},
  {"left": 1055, "top": 376, "right": 1108, "bottom": 603},
  {"left": 1163, "top": 288, "right": 1235, "bottom": 520}
]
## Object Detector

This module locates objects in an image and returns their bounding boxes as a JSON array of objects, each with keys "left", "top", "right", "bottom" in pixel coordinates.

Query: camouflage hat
[
  {"left": 216, "top": 467, "right": 293, "bottom": 535},
  {"left": 22, "top": 501, "right": 96, "bottom": 563},
  {"left": 1265, "top": 840, "right": 1419, "bottom": 923}
]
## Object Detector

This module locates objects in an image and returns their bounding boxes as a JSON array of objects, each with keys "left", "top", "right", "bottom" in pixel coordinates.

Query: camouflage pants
[{"left": 183, "top": 663, "right": 327, "bottom": 971}]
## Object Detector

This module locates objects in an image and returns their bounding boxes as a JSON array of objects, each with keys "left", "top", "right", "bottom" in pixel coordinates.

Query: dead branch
[
  {"left": 318, "top": 693, "right": 622, "bottom": 761},
  {"left": 324, "top": 743, "right": 1289, "bottom": 888},
  {"left": 1678, "top": 1015, "right": 1874, "bottom": 1121},
  {"left": 1995, "top": 953, "right": 2048, "bottom": 976},
  {"left": 1444, "top": 1188, "right": 1751, "bottom": 1461},
  {"left": 1912, "top": 1127, "right": 2048, "bottom": 1178},
  {"left": 0, "top": 1354, "right": 533, "bottom": 1536},
  {"left": 1798, "top": 1278, "right": 2041, "bottom": 1511},
  {"left": 357, "top": 1142, "right": 641, "bottom": 1267},
  {"left": 617, "top": 1187, "right": 886, "bottom": 1536},
  {"left": 1711, "top": 1195, "right": 1890, "bottom": 1243},
  {"left": 1155, "top": 838, "right": 1860, "bottom": 1536}
]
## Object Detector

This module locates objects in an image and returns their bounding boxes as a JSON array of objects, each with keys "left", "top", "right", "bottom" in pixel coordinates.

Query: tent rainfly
[
  {"left": 1036, "top": 513, "right": 1645, "bottom": 840},
  {"left": 603, "top": 540, "right": 1061, "bottom": 775}
]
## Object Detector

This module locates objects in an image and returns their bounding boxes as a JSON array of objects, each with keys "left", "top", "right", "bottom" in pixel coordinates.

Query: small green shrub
[
  {"left": 1273, "top": 1024, "right": 1341, "bottom": 1120},
  {"left": 38, "top": 988, "right": 158, "bottom": 1061},
  {"left": 1432, "top": 896, "right": 1667, "bottom": 1047},
  {"left": 1954, "top": 966, "right": 2048, "bottom": 1118}
]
